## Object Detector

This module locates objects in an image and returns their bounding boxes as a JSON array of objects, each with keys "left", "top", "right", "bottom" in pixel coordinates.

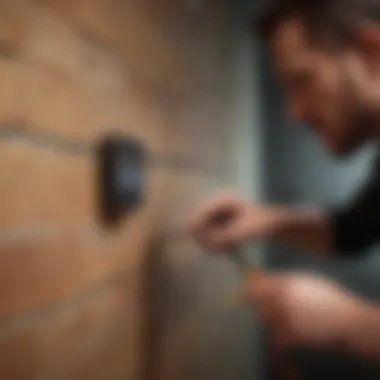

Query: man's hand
[
  {"left": 188, "top": 193, "right": 281, "bottom": 252},
  {"left": 189, "top": 192, "right": 331, "bottom": 255},
  {"left": 246, "top": 272, "right": 371, "bottom": 351}
]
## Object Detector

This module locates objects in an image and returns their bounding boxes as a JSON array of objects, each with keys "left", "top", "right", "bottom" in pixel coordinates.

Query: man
[{"left": 189, "top": 0, "right": 380, "bottom": 363}]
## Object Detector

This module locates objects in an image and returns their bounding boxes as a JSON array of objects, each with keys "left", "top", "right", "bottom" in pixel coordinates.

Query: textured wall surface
[{"left": 0, "top": 1, "right": 258, "bottom": 380}]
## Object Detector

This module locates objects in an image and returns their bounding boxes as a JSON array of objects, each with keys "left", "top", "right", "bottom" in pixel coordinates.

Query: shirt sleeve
[{"left": 329, "top": 161, "right": 380, "bottom": 257}]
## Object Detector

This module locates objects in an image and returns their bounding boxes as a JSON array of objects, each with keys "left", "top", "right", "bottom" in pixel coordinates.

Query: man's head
[{"left": 254, "top": 0, "right": 380, "bottom": 157}]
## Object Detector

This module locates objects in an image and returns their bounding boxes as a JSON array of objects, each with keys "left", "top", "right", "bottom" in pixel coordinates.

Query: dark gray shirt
[{"left": 331, "top": 157, "right": 380, "bottom": 255}]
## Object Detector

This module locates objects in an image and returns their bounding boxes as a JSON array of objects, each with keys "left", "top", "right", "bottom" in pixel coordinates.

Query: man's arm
[
  {"left": 189, "top": 161, "right": 380, "bottom": 256},
  {"left": 270, "top": 207, "right": 332, "bottom": 255},
  {"left": 248, "top": 272, "right": 380, "bottom": 364},
  {"left": 272, "top": 163, "right": 380, "bottom": 257}
]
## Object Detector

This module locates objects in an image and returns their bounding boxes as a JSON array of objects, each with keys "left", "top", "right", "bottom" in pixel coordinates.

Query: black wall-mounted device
[{"left": 96, "top": 135, "right": 146, "bottom": 227}]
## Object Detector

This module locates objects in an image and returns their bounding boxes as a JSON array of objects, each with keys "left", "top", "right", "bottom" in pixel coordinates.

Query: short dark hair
[{"left": 253, "top": 0, "right": 380, "bottom": 45}]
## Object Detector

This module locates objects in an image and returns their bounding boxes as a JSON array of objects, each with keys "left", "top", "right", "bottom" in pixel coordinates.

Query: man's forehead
[{"left": 270, "top": 16, "right": 314, "bottom": 71}]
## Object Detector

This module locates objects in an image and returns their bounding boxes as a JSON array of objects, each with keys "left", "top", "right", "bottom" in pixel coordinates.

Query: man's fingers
[
  {"left": 206, "top": 219, "right": 252, "bottom": 252},
  {"left": 248, "top": 274, "right": 284, "bottom": 301},
  {"left": 234, "top": 272, "right": 279, "bottom": 307},
  {"left": 188, "top": 193, "right": 236, "bottom": 234},
  {"left": 256, "top": 302, "right": 296, "bottom": 350},
  {"left": 233, "top": 272, "right": 300, "bottom": 351},
  {"left": 207, "top": 229, "right": 233, "bottom": 251},
  {"left": 271, "top": 324, "right": 299, "bottom": 352}
]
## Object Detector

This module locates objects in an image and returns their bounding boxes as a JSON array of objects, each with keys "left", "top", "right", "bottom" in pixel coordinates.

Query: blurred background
[{"left": 0, "top": 0, "right": 379, "bottom": 379}]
